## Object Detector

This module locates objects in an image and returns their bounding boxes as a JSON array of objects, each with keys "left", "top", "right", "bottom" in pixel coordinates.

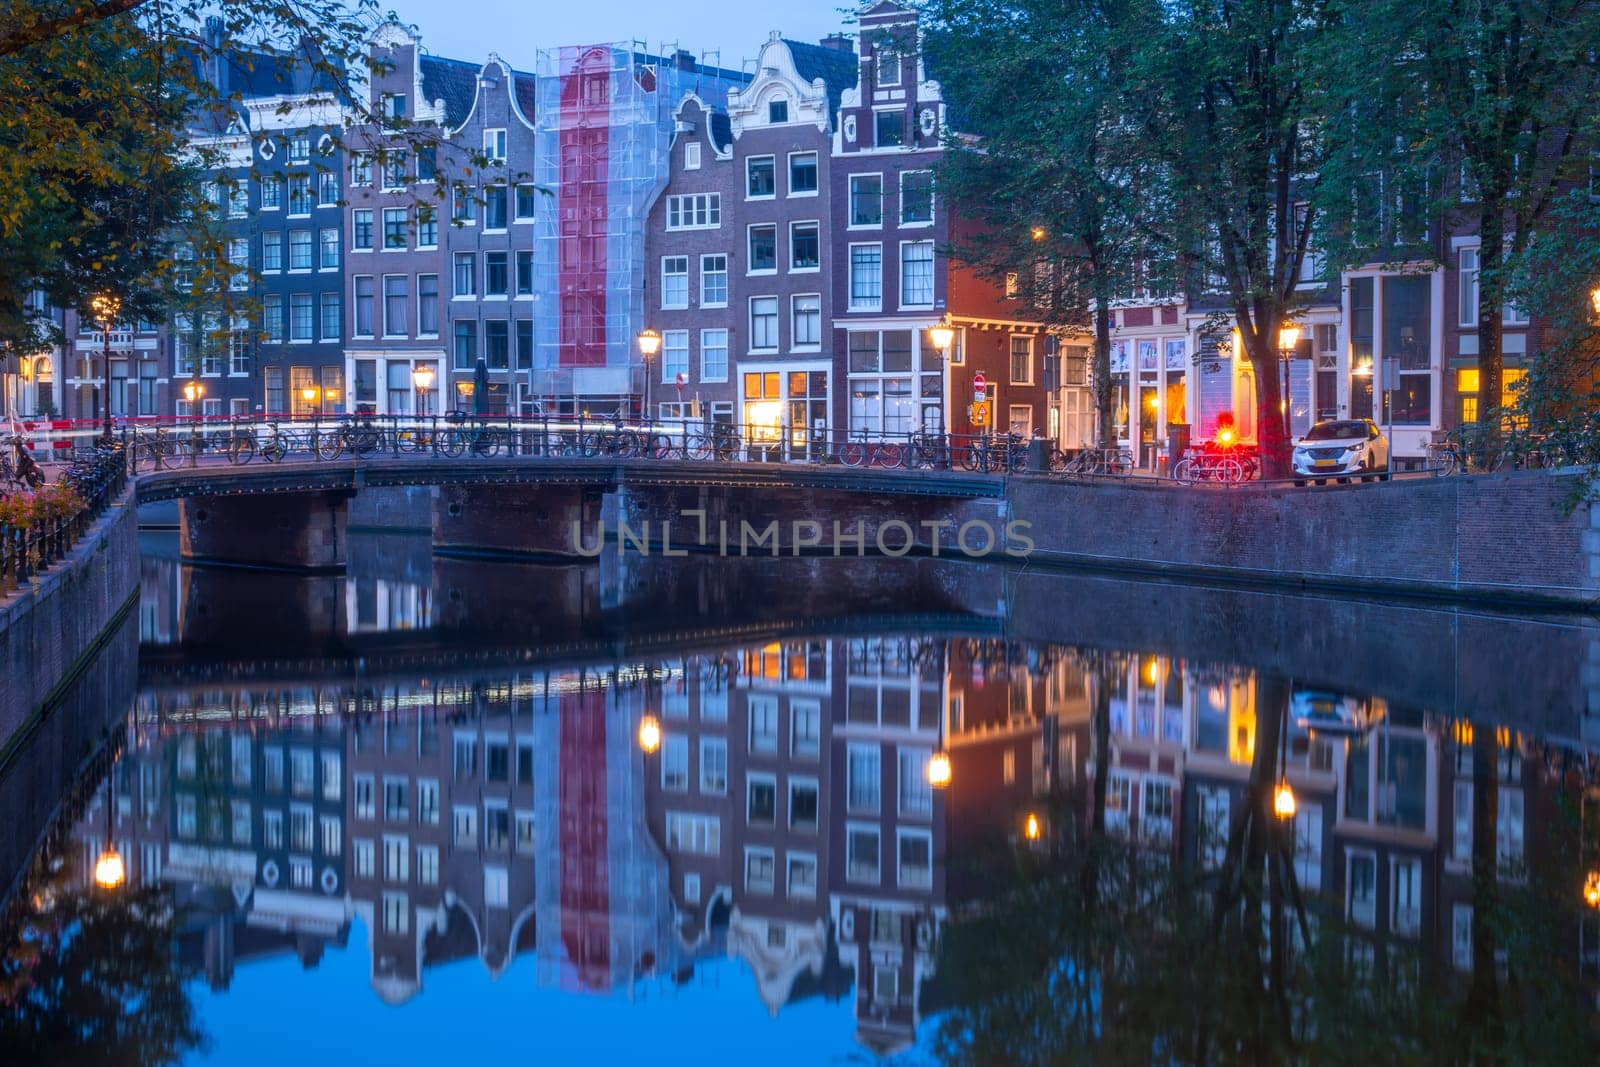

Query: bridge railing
[{"left": 1, "top": 444, "right": 127, "bottom": 595}]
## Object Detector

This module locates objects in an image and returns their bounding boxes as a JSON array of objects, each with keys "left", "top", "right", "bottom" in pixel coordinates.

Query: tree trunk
[
  {"left": 1463, "top": 724, "right": 1502, "bottom": 1045},
  {"left": 1477, "top": 202, "right": 1506, "bottom": 446},
  {"left": 1094, "top": 294, "right": 1115, "bottom": 451},
  {"left": 1244, "top": 327, "right": 1292, "bottom": 479}
]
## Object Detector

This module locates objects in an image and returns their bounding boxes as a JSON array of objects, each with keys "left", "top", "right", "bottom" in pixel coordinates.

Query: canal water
[{"left": 2, "top": 534, "right": 1598, "bottom": 1064}]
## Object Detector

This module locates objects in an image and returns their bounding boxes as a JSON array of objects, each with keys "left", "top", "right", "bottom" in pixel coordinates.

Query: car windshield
[{"left": 1304, "top": 420, "right": 1368, "bottom": 441}]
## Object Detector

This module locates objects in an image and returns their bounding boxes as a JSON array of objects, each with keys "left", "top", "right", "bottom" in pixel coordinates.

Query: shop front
[
  {"left": 742, "top": 362, "right": 830, "bottom": 461},
  {"left": 347, "top": 353, "right": 444, "bottom": 416},
  {"left": 1110, "top": 336, "right": 1190, "bottom": 468}
]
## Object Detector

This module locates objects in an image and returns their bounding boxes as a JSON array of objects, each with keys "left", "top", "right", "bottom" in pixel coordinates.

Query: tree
[
  {"left": 923, "top": 0, "right": 1158, "bottom": 451},
  {"left": 1117, "top": 0, "right": 1328, "bottom": 478}
]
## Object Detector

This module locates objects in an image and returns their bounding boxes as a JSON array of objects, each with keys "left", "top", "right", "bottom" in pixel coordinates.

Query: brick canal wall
[
  {"left": 0, "top": 491, "right": 140, "bottom": 763},
  {"left": 1006, "top": 470, "right": 1598, "bottom": 608}
]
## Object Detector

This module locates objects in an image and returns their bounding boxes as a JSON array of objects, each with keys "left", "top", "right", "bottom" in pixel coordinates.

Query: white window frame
[
  {"left": 791, "top": 294, "right": 822, "bottom": 350},
  {"left": 746, "top": 772, "right": 778, "bottom": 827},
  {"left": 1009, "top": 334, "right": 1034, "bottom": 385},
  {"left": 899, "top": 240, "right": 934, "bottom": 309},
  {"left": 790, "top": 220, "right": 821, "bottom": 273},
  {"left": 849, "top": 173, "right": 883, "bottom": 229},
  {"left": 899, "top": 169, "right": 935, "bottom": 227},
  {"left": 483, "top": 128, "right": 507, "bottom": 163},
  {"left": 684, "top": 141, "right": 701, "bottom": 170},
  {"left": 748, "top": 296, "right": 779, "bottom": 353},
  {"left": 747, "top": 223, "right": 778, "bottom": 275},
  {"left": 788, "top": 150, "right": 819, "bottom": 197},
  {"left": 699, "top": 253, "right": 728, "bottom": 307},
  {"left": 896, "top": 828, "right": 933, "bottom": 889},
  {"left": 699, "top": 327, "right": 729, "bottom": 382},
  {"left": 661, "top": 256, "right": 689, "bottom": 310},
  {"left": 746, "top": 154, "right": 777, "bottom": 200},
  {"left": 849, "top": 242, "right": 883, "bottom": 311},
  {"left": 744, "top": 847, "right": 777, "bottom": 895},
  {"left": 846, "top": 823, "right": 881, "bottom": 885}
]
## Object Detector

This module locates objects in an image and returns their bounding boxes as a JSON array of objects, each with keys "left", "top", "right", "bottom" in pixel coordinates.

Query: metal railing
[{"left": 0, "top": 444, "right": 127, "bottom": 596}]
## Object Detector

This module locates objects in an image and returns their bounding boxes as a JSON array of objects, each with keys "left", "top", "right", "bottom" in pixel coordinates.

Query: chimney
[
  {"left": 674, "top": 49, "right": 696, "bottom": 72},
  {"left": 820, "top": 33, "right": 852, "bottom": 52}
]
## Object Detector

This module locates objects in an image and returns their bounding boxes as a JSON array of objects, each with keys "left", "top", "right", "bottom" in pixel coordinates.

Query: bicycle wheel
[
  {"left": 355, "top": 429, "right": 384, "bottom": 456},
  {"left": 839, "top": 441, "right": 867, "bottom": 467},
  {"left": 646, "top": 433, "right": 673, "bottom": 459},
  {"left": 613, "top": 431, "right": 640, "bottom": 458},
  {"left": 261, "top": 438, "right": 285, "bottom": 463},
  {"left": 1172, "top": 458, "right": 1196, "bottom": 484},
  {"left": 470, "top": 431, "right": 500, "bottom": 457},
  {"left": 578, "top": 431, "right": 605, "bottom": 458},
  {"left": 439, "top": 430, "right": 467, "bottom": 458},
  {"left": 1110, "top": 450, "right": 1134, "bottom": 476},
  {"left": 314, "top": 430, "right": 343, "bottom": 461},
  {"left": 877, "top": 444, "right": 904, "bottom": 469},
  {"left": 686, "top": 434, "right": 713, "bottom": 461},
  {"left": 1217, "top": 457, "right": 1245, "bottom": 483},
  {"left": 230, "top": 434, "right": 256, "bottom": 465}
]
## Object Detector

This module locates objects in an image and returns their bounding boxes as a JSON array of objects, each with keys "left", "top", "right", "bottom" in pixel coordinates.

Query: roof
[
  {"left": 783, "top": 38, "right": 859, "bottom": 123},
  {"left": 419, "top": 54, "right": 480, "bottom": 127},
  {"left": 512, "top": 70, "right": 539, "bottom": 124}
]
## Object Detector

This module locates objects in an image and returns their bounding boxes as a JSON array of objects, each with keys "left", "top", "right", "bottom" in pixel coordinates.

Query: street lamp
[
  {"left": 926, "top": 750, "right": 952, "bottom": 789},
  {"left": 928, "top": 320, "right": 955, "bottom": 358},
  {"left": 412, "top": 364, "right": 435, "bottom": 416},
  {"left": 1585, "top": 869, "right": 1600, "bottom": 909},
  {"left": 88, "top": 293, "right": 121, "bottom": 441},
  {"left": 636, "top": 328, "right": 662, "bottom": 423},
  {"left": 1278, "top": 323, "right": 1301, "bottom": 443},
  {"left": 637, "top": 713, "right": 662, "bottom": 755},
  {"left": 1273, "top": 779, "right": 1297, "bottom": 820},
  {"left": 183, "top": 379, "right": 204, "bottom": 467}
]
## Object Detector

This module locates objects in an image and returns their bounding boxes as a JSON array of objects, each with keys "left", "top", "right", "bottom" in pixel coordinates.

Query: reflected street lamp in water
[
  {"left": 926, "top": 751, "right": 952, "bottom": 789},
  {"left": 637, "top": 713, "right": 662, "bottom": 755},
  {"left": 1273, "top": 780, "right": 1297, "bottom": 820},
  {"left": 93, "top": 763, "right": 125, "bottom": 891},
  {"left": 1584, "top": 869, "right": 1600, "bottom": 909},
  {"left": 1023, "top": 811, "right": 1042, "bottom": 842}
]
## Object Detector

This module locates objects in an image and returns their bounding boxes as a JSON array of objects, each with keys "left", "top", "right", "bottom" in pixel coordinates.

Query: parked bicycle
[
  {"left": 1056, "top": 446, "right": 1133, "bottom": 477},
  {"left": 839, "top": 430, "right": 906, "bottom": 469},
  {"left": 957, "top": 433, "right": 1025, "bottom": 474},
  {"left": 685, "top": 423, "right": 741, "bottom": 462},
  {"left": 315, "top": 415, "right": 385, "bottom": 460}
]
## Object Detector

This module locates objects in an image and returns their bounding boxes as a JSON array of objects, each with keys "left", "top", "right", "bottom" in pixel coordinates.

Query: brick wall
[
  {"left": 1006, "top": 470, "right": 1598, "bottom": 607},
  {"left": 0, "top": 493, "right": 140, "bottom": 760}
]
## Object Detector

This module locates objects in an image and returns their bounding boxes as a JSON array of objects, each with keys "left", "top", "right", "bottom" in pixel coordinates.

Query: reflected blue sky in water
[{"left": 187, "top": 919, "right": 939, "bottom": 1065}]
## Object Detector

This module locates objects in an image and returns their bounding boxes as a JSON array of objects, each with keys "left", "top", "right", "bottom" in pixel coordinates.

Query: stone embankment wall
[
  {"left": 0, "top": 492, "right": 140, "bottom": 762},
  {"left": 1006, "top": 470, "right": 1597, "bottom": 608}
]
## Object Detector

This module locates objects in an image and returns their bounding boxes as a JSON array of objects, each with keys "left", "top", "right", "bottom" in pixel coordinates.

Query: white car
[
  {"left": 1292, "top": 418, "right": 1390, "bottom": 483},
  {"left": 1292, "top": 690, "right": 1385, "bottom": 736}
]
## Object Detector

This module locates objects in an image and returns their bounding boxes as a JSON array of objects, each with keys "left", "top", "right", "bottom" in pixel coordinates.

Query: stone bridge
[{"left": 133, "top": 457, "right": 1011, "bottom": 569}]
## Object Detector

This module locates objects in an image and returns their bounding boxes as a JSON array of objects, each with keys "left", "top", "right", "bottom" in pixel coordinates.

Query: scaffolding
[{"left": 530, "top": 43, "right": 747, "bottom": 409}]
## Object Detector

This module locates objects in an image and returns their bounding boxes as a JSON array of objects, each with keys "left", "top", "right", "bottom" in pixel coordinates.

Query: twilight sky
[{"left": 381, "top": 0, "right": 852, "bottom": 69}]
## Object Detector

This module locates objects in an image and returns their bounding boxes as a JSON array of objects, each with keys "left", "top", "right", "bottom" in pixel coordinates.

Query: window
[
  {"left": 485, "top": 252, "right": 508, "bottom": 296},
  {"left": 318, "top": 170, "right": 338, "bottom": 206},
  {"left": 902, "top": 172, "right": 934, "bottom": 228},
  {"left": 875, "top": 110, "right": 904, "bottom": 148},
  {"left": 789, "top": 151, "right": 818, "bottom": 194},
  {"left": 418, "top": 846, "right": 439, "bottom": 886},
  {"left": 1453, "top": 904, "right": 1473, "bottom": 971},
  {"left": 1010, "top": 335, "right": 1034, "bottom": 384},
  {"left": 898, "top": 749, "right": 932, "bottom": 817},
  {"left": 290, "top": 135, "right": 311, "bottom": 162},
  {"left": 321, "top": 815, "right": 341, "bottom": 855},
  {"left": 289, "top": 294, "right": 313, "bottom": 341},
  {"left": 848, "top": 825, "right": 881, "bottom": 883},
  {"left": 262, "top": 232, "right": 283, "bottom": 271},
  {"left": 484, "top": 185, "right": 508, "bottom": 230},
  {"left": 226, "top": 238, "right": 249, "bottom": 289},
  {"left": 453, "top": 185, "right": 475, "bottom": 223},
  {"left": 789, "top": 779, "right": 819, "bottom": 832},
  {"left": 662, "top": 329, "right": 688, "bottom": 382},
  {"left": 264, "top": 811, "right": 284, "bottom": 849},
  {"left": 353, "top": 774, "right": 376, "bottom": 819},
  {"left": 665, "top": 193, "right": 720, "bottom": 230},
  {"left": 417, "top": 780, "right": 439, "bottom": 825},
  {"left": 288, "top": 174, "right": 311, "bottom": 215},
  {"left": 352, "top": 838, "right": 374, "bottom": 878},
  {"left": 699, "top": 254, "right": 728, "bottom": 307},
  {"left": 749, "top": 297, "right": 779, "bottom": 351},
  {"left": 382, "top": 208, "right": 406, "bottom": 250},
  {"left": 453, "top": 321, "right": 477, "bottom": 370},
  {"left": 453, "top": 806, "right": 477, "bottom": 847},
  {"left": 747, "top": 776, "right": 777, "bottom": 826},
  {"left": 262, "top": 174, "right": 283, "bottom": 209},
  {"left": 900, "top": 241, "right": 934, "bottom": 306},
  {"left": 225, "top": 180, "right": 248, "bottom": 218},
  {"left": 1392, "top": 857, "right": 1422, "bottom": 936},
  {"left": 768, "top": 98, "right": 789, "bottom": 124},
  {"left": 747, "top": 156, "right": 776, "bottom": 198},
  {"left": 515, "top": 183, "right": 536, "bottom": 219},
  {"left": 878, "top": 50, "right": 902, "bottom": 86},
  {"left": 383, "top": 276, "right": 407, "bottom": 337},
  {"left": 319, "top": 228, "right": 340, "bottom": 269},
  {"left": 484, "top": 128, "right": 507, "bottom": 162},
  {"left": 700, "top": 328, "right": 728, "bottom": 381},
  {"left": 791, "top": 294, "right": 821, "bottom": 348},
  {"left": 290, "top": 857, "right": 312, "bottom": 890},
  {"left": 699, "top": 738, "right": 728, "bottom": 793},
  {"left": 485, "top": 320, "right": 509, "bottom": 368},
  {"left": 850, "top": 174, "right": 883, "bottom": 226},
  {"left": 748, "top": 225, "right": 777, "bottom": 272},
  {"left": 515, "top": 250, "right": 533, "bottom": 296},
  {"left": 454, "top": 735, "right": 476, "bottom": 779},
  {"left": 898, "top": 830, "right": 933, "bottom": 888},
  {"left": 231, "top": 800, "right": 252, "bottom": 845},
  {"left": 454, "top": 253, "right": 476, "bottom": 296},
  {"left": 417, "top": 274, "right": 439, "bottom": 335},
  {"left": 352, "top": 209, "right": 373, "bottom": 251},
  {"left": 289, "top": 229, "right": 313, "bottom": 270},
  {"left": 484, "top": 805, "right": 510, "bottom": 850},
  {"left": 383, "top": 835, "right": 409, "bottom": 882},
  {"left": 515, "top": 813, "right": 535, "bottom": 852},
  {"left": 684, "top": 141, "right": 701, "bottom": 169},
  {"left": 749, "top": 695, "right": 778, "bottom": 752},
  {"left": 350, "top": 154, "right": 371, "bottom": 186},
  {"left": 1348, "top": 851, "right": 1377, "bottom": 928},
  {"left": 382, "top": 151, "right": 407, "bottom": 189},
  {"left": 788, "top": 853, "right": 818, "bottom": 897},
  {"left": 665, "top": 812, "right": 721, "bottom": 855},
  {"left": 791, "top": 222, "right": 819, "bottom": 270},
  {"left": 850, "top": 245, "right": 883, "bottom": 309},
  {"left": 417, "top": 205, "right": 437, "bottom": 249},
  {"left": 382, "top": 777, "right": 408, "bottom": 821},
  {"left": 661, "top": 256, "right": 689, "bottom": 309},
  {"left": 791, "top": 702, "right": 819, "bottom": 757},
  {"left": 745, "top": 849, "right": 776, "bottom": 894},
  {"left": 516, "top": 319, "right": 533, "bottom": 369},
  {"left": 847, "top": 744, "right": 882, "bottom": 814},
  {"left": 382, "top": 892, "right": 408, "bottom": 934}
]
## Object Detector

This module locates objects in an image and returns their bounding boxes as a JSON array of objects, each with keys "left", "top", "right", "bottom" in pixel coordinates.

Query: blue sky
[{"left": 384, "top": 0, "right": 852, "bottom": 69}]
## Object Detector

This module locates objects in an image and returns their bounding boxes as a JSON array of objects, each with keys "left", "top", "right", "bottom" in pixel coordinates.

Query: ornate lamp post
[
  {"left": 183, "top": 379, "right": 204, "bottom": 467},
  {"left": 1278, "top": 323, "right": 1301, "bottom": 442},
  {"left": 301, "top": 384, "right": 322, "bottom": 418},
  {"left": 88, "top": 293, "right": 121, "bottom": 441},
  {"left": 636, "top": 328, "right": 662, "bottom": 423},
  {"left": 412, "top": 364, "right": 435, "bottom": 416}
]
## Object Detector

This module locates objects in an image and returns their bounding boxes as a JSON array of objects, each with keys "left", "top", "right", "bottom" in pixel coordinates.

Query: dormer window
[
  {"left": 769, "top": 98, "right": 788, "bottom": 124},
  {"left": 484, "top": 129, "right": 507, "bottom": 163},
  {"left": 878, "top": 51, "right": 902, "bottom": 87},
  {"left": 685, "top": 142, "right": 701, "bottom": 170},
  {"left": 383, "top": 93, "right": 406, "bottom": 120}
]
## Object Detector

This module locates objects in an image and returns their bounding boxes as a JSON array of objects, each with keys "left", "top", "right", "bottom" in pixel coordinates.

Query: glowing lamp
[
  {"left": 636, "top": 328, "right": 663, "bottom": 359},
  {"left": 1030, "top": 226, "right": 1046, "bottom": 242},
  {"left": 93, "top": 845, "right": 126, "bottom": 890},
  {"left": 1216, "top": 427, "right": 1236, "bottom": 446},
  {"left": 1023, "top": 812, "right": 1042, "bottom": 841},
  {"left": 183, "top": 380, "right": 203, "bottom": 404},
  {"left": 926, "top": 751, "right": 952, "bottom": 789},
  {"left": 928, "top": 322, "right": 955, "bottom": 354},
  {"left": 89, "top": 292, "right": 122, "bottom": 330},
  {"left": 1591, "top": 287, "right": 1600, "bottom": 320},
  {"left": 1273, "top": 781, "right": 1297, "bottom": 820},
  {"left": 1585, "top": 869, "right": 1600, "bottom": 909},
  {"left": 637, "top": 714, "right": 662, "bottom": 755},
  {"left": 1278, "top": 324, "right": 1301, "bottom": 352},
  {"left": 412, "top": 364, "right": 436, "bottom": 392},
  {"left": 301, "top": 385, "right": 319, "bottom": 403}
]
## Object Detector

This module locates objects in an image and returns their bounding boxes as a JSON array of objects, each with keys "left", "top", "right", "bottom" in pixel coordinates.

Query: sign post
[
  {"left": 1381, "top": 357, "right": 1398, "bottom": 479},
  {"left": 972, "top": 373, "right": 988, "bottom": 436}
]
